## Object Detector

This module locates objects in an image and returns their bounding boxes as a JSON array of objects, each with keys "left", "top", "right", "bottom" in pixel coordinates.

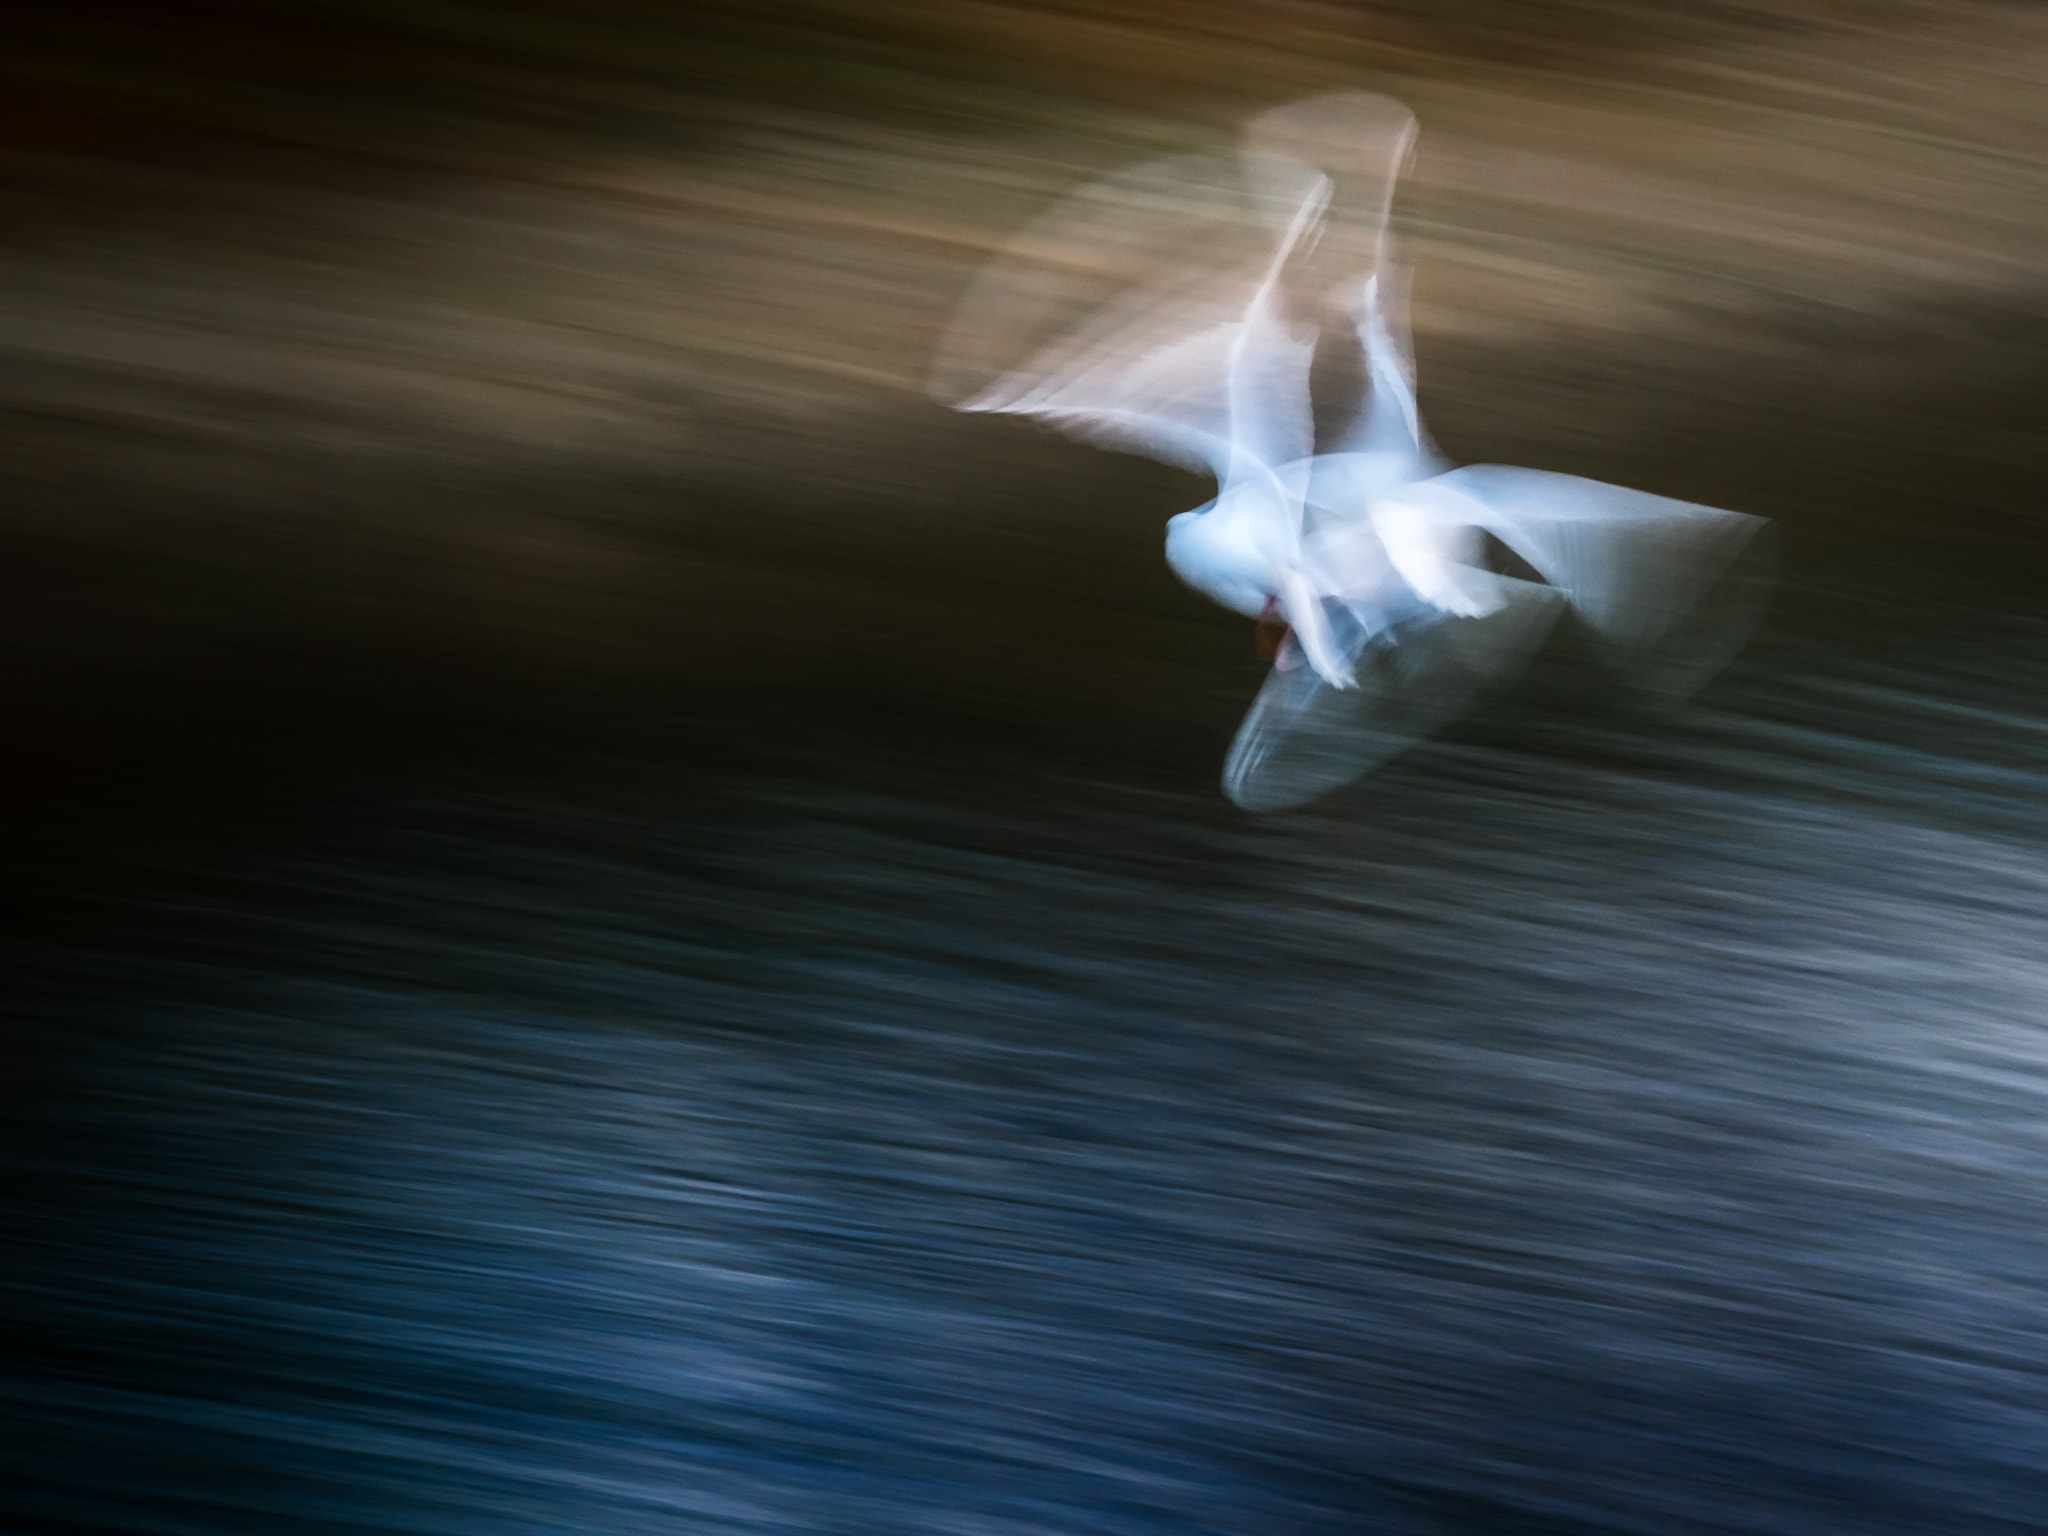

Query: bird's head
[{"left": 1164, "top": 499, "right": 1282, "bottom": 619}]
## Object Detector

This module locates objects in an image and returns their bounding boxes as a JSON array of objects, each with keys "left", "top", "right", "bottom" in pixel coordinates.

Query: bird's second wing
[
  {"left": 1243, "top": 92, "right": 1417, "bottom": 304},
  {"left": 1393, "top": 465, "right": 1774, "bottom": 694},
  {"left": 1314, "top": 255, "right": 1450, "bottom": 488},
  {"left": 933, "top": 151, "right": 1326, "bottom": 495}
]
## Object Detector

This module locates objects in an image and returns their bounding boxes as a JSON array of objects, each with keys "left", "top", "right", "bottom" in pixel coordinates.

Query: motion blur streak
[{"left": 7, "top": 3, "right": 2048, "bottom": 1533}]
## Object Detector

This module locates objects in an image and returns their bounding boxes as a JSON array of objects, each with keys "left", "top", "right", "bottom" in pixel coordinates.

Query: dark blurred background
[{"left": 9, "top": 4, "right": 2048, "bottom": 1532}]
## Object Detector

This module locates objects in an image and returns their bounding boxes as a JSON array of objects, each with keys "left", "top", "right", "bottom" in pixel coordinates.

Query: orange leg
[{"left": 1254, "top": 597, "right": 1289, "bottom": 660}]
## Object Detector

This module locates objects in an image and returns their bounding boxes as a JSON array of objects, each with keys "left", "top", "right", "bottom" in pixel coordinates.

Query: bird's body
[
  {"left": 1166, "top": 487, "right": 1288, "bottom": 620},
  {"left": 935, "top": 93, "right": 1772, "bottom": 808}
]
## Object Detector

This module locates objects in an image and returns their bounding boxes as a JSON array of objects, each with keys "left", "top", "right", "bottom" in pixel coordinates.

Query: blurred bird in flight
[{"left": 935, "top": 94, "right": 1772, "bottom": 810}]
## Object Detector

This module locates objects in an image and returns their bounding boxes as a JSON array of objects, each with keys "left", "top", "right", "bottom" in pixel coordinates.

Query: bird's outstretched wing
[
  {"left": 1244, "top": 92, "right": 1416, "bottom": 308},
  {"left": 1391, "top": 465, "right": 1776, "bottom": 698},
  {"left": 1325, "top": 258, "right": 1448, "bottom": 477},
  {"left": 1245, "top": 93, "right": 1443, "bottom": 479},
  {"left": 931, "top": 151, "right": 1329, "bottom": 504}
]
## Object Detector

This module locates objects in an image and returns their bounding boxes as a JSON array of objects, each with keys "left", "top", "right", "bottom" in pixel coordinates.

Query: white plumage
[{"left": 935, "top": 94, "right": 1772, "bottom": 810}]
